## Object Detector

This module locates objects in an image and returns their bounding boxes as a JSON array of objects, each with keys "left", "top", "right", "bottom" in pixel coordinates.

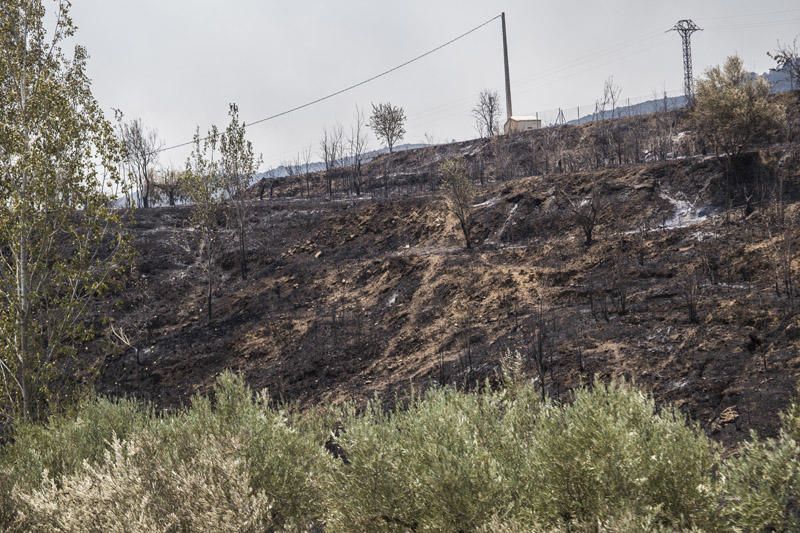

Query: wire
[
  {"left": 403, "top": 28, "right": 667, "bottom": 129},
  {"left": 706, "top": 17, "right": 800, "bottom": 31},
  {"left": 155, "top": 13, "right": 503, "bottom": 155},
  {"left": 512, "top": 28, "right": 666, "bottom": 89},
  {"left": 702, "top": 7, "right": 800, "bottom": 22}
]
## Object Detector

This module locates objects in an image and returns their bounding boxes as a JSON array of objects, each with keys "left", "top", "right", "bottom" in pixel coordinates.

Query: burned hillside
[{"left": 85, "top": 99, "right": 800, "bottom": 445}]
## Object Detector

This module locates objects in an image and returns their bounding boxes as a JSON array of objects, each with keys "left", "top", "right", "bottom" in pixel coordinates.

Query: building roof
[{"left": 506, "top": 115, "right": 542, "bottom": 122}]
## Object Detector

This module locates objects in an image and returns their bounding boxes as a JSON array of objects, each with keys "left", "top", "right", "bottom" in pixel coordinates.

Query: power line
[
  {"left": 702, "top": 7, "right": 800, "bottom": 21},
  {"left": 707, "top": 17, "right": 800, "bottom": 31},
  {"left": 406, "top": 30, "right": 668, "bottom": 126},
  {"left": 155, "top": 13, "right": 503, "bottom": 155}
]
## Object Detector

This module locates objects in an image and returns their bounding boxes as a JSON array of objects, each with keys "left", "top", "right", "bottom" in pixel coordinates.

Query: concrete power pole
[
  {"left": 502, "top": 12, "right": 513, "bottom": 119},
  {"left": 668, "top": 19, "right": 702, "bottom": 104}
]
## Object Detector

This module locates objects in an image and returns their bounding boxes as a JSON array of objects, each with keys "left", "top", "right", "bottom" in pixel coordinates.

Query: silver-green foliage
[
  {"left": 719, "top": 406, "right": 800, "bottom": 532},
  {"left": 693, "top": 55, "right": 787, "bottom": 157},
  {"left": 16, "top": 433, "right": 272, "bottom": 532},
  {"left": 1, "top": 373, "right": 332, "bottom": 531},
  {"left": 5, "top": 372, "right": 800, "bottom": 531},
  {"left": 519, "top": 382, "right": 716, "bottom": 529},
  {"left": 325, "top": 385, "right": 516, "bottom": 531},
  {"left": 0, "top": 396, "right": 147, "bottom": 527},
  {"left": 325, "top": 380, "right": 716, "bottom": 531}
]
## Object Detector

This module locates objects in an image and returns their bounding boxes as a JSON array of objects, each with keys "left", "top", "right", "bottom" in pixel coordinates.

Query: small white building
[{"left": 504, "top": 116, "right": 542, "bottom": 135}]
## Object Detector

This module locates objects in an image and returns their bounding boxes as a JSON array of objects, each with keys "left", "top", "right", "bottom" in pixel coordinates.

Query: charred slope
[{"left": 87, "top": 146, "right": 800, "bottom": 446}]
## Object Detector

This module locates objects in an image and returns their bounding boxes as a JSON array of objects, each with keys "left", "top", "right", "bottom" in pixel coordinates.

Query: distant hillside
[
  {"left": 569, "top": 95, "right": 687, "bottom": 125},
  {"left": 765, "top": 63, "right": 795, "bottom": 93},
  {"left": 257, "top": 143, "right": 428, "bottom": 180},
  {"left": 570, "top": 63, "right": 795, "bottom": 125}
]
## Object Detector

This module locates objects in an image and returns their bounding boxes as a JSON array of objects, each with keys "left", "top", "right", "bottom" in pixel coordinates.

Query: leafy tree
[
  {"left": 220, "top": 104, "right": 261, "bottom": 279},
  {"left": 0, "top": 0, "right": 129, "bottom": 421},
  {"left": 184, "top": 127, "right": 224, "bottom": 324},
  {"left": 693, "top": 55, "right": 786, "bottom": 158},
  {"left": 440, "top": 157, "right": 475, "bottom": 249},
  {"left": 369, "top": 102, "right": 406, "bottom": 153}
]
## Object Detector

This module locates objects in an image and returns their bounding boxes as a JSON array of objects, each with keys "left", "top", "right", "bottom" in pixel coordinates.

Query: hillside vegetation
[
  {"left": 4, "top": 2, "right": 800, "bottom": 528},
  {"left": 2, "top": 372, "right": 800, "bottom": 531}
]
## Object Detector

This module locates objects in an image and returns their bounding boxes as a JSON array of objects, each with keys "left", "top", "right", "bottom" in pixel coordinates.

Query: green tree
[
  {"left": 0, "top": 0, "right": 128, "bottom": 421},
  {"left": 693, "top": 55, "right": 786, "bottom": 158},
  {"left": 220, "top": 104, "right": 261, "bottom": 280},
  {"left": 184, "top": 127, "right": 224, "bottom": 324},
  {"left": 369, "top": 102, "right": 406, "bottom": 153}
]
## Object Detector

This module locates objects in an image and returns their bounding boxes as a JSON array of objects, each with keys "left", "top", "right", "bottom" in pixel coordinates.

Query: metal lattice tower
[{"left": 668, "top": 19, "right": 702, "bottom": 103}]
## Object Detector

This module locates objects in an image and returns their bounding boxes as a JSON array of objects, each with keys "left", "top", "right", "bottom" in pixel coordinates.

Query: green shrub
[
  {"left": 0, "top": 396, "right": 149, "bottom": 527},
  {"left": 781, "top": 396, "right": 800, "bottom": 441},
  {"left": 12, "top": 371, "right": 800, "bottom": 531},
  {"left": 325, "top": 386, "right": 519, "bottom": 531},
  {"left": 3, "top": 373, "right": 331, "bottom": 531},
  {"left": 324, "top": 380, "right": 715, "bottom": 531},
  {"left": 15, "top": 433, "right": 272, "bottom": 532},
  {"left": 519, "top": 382, "right": 717, "bottom": 529},
  {"left": 117, "top": 372, "right": 332, "bottom": 530},
  {"left": 719, "top": 431, "right": 800, "bottom": 531},
  {"left": 478, "top": 511, "right": 707, "bottom": 532},
  {"left": 214, "top": 374, "right": 333, "bottom": 528}
]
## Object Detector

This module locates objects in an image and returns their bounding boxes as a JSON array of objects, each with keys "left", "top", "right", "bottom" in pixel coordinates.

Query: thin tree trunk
[
  {"left": 461, "top": 221, "right": 471, "bottom": 249},
  {"left": 16, "top": 232, "right": 31, "bottom": 420},
  {"left": 16, "top": 53, "right": 32, "bottom": 420},
  {"left": 206, "top": 236, "right": 213, "bottom": 324},
  {"left": 239, "top": 216, "right": 247, "bottom": 280}
]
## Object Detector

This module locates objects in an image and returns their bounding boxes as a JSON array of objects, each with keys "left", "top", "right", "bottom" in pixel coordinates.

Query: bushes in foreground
[
  {"left": 326, "top": 381, "right": 715, "bottom": 531},
  {"left": 1, "top": 372, "right": 799, "bottom": 531},
  {"left": 2, "top": 373, "right": 330, "bottom": 531}
]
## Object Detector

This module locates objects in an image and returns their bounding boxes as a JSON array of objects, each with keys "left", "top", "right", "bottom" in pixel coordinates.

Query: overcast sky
[{"left": 68, "top": 0, "right": 800, "bottom": 169}]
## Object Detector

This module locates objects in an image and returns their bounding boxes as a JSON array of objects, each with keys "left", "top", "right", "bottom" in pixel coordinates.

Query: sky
[{"left": 66, "top": 0, "right": 800, "bottom": 170}]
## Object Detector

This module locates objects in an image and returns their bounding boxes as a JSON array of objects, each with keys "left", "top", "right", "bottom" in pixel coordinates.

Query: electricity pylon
[{"left": 668, "top": 19, "right": 702, "bottom": 104}]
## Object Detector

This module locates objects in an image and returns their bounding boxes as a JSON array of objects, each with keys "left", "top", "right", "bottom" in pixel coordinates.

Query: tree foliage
[
  {"left": 7, "top": 371, "right": 800, "bottom": 531},
  {"left": 369, "top": 102, "right": 406, "bottom": 153},
  {"left": 220, "top": 103, "right": 260, "bottom": 279},
  {"left": 184, "top": 126, "right": 224, "bottom": 324},
  {"left": 0, "top": 0, "right": 129, "bottom": 421},
  {"left": 693, "top": 55, "right": 786, "bottom": 157}
]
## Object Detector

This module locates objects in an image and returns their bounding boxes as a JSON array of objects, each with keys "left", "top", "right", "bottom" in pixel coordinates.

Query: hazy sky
[{"left": 67, "top": 0, "right": 800, "bottom": 169}]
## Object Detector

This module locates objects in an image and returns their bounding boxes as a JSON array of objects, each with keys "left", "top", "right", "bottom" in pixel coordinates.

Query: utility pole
[
  {"left": 668, "top": 19, "right": 702, "bottom": 104},
  {"left": 502, "top": 12, "right": 513, "bottom": 119}
]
